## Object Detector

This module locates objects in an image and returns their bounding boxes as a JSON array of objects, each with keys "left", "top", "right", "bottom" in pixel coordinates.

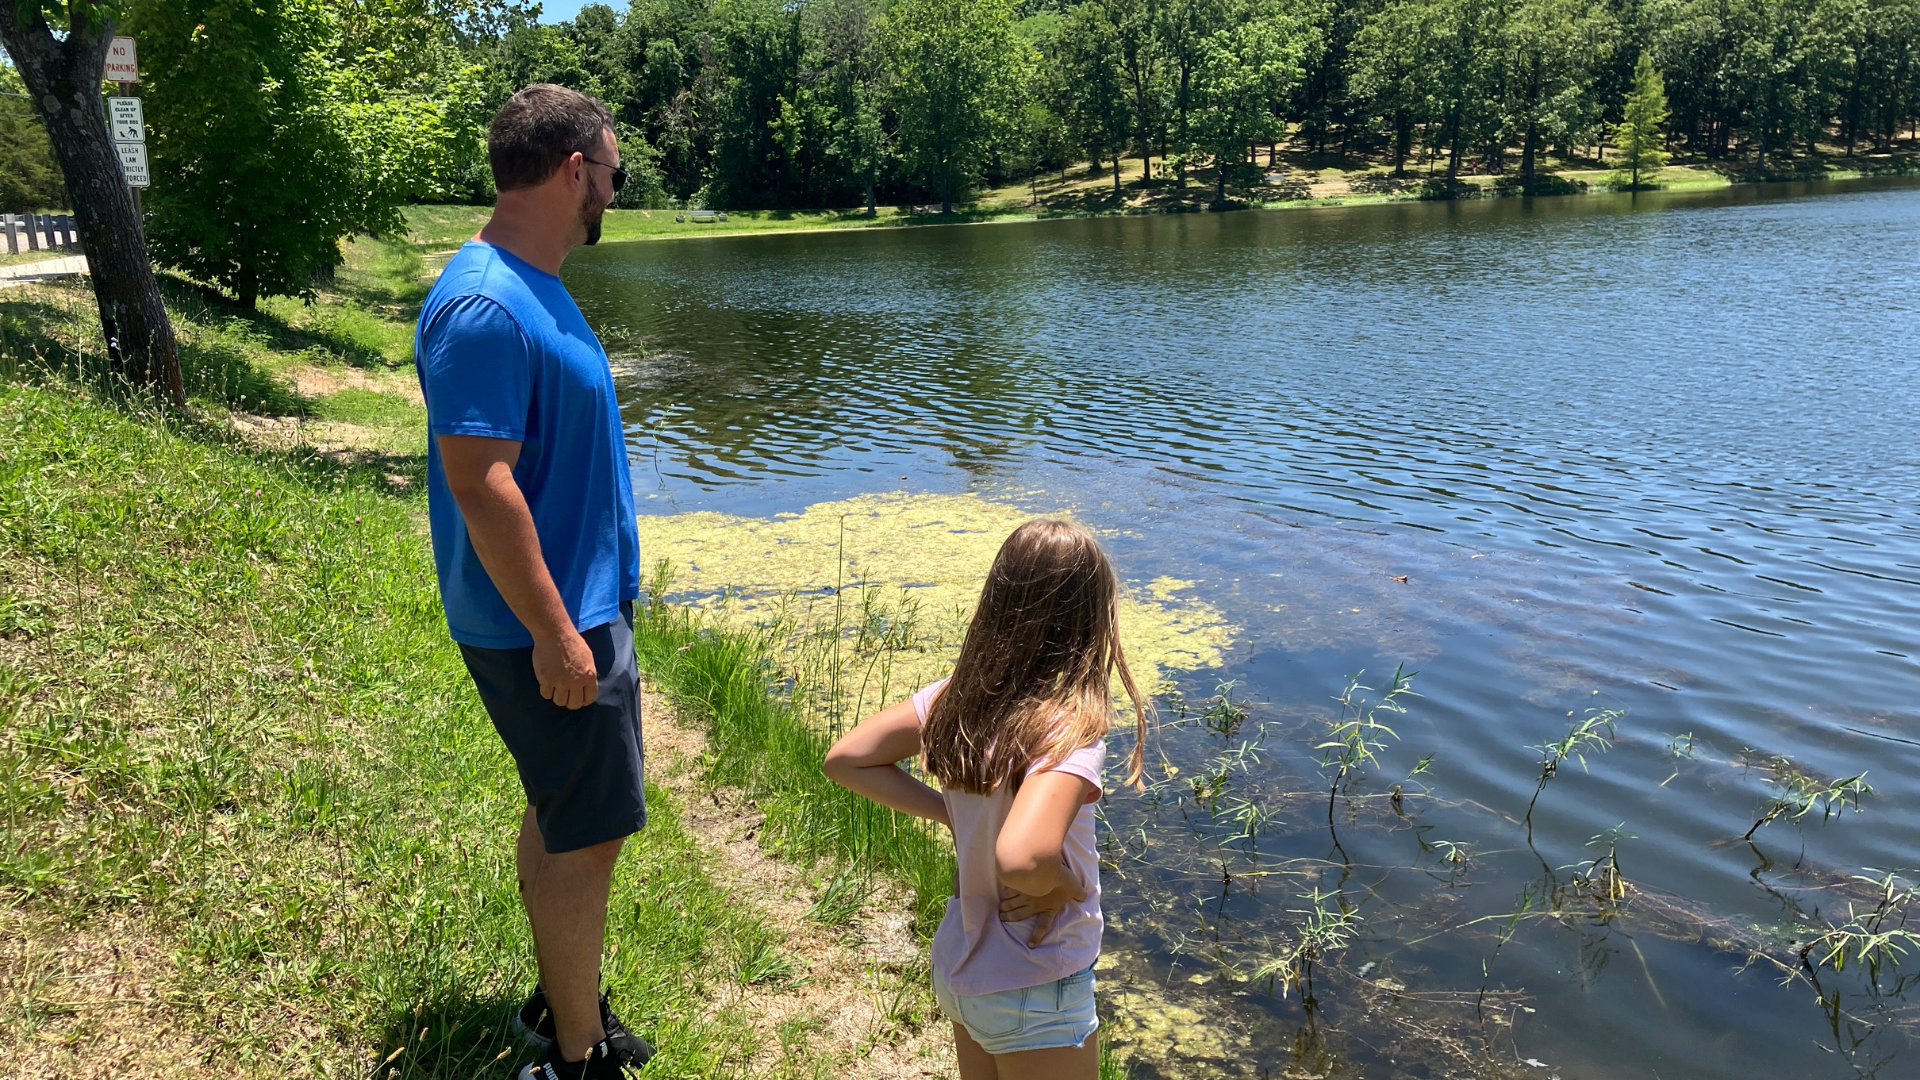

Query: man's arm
[{"left": 438, "top": 434, "right": 598, "bottom": 709}]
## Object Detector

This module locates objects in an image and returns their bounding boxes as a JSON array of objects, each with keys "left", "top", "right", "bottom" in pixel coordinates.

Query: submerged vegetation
[
  {"left": 628, "top": 493, "right": 1236, "bottom": 721},
  {"left": 1744, "top": 754, "right": 1873, "bottom": 840}
]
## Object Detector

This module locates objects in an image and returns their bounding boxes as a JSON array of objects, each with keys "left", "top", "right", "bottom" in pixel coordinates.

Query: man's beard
[{"left": 581, "top": 181, "right": 605, "bottom": 246}]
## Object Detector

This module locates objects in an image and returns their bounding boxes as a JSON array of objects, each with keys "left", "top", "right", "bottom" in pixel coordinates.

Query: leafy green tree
[
  {"left": 1101, "top": 0, "right": 1166, "bottom": 181},
  {"left": 1349, "top": 0, "right": 1437, "bottom": 174},
  {"left": 1193, "top": 2, "right": 1310, "bottom": 205},
  {"left": 1614, "top": 51, "right": 1671, "bottom": 184},
  {"left": 1057, "top": 0, "right": 1134, "bottom": 195},
  {"left": 880, "top": 0, "right": 1023, "bottom": 212},
  {"left": 1425, "top": 0, "right": 1501, "bottom": 177},
  {"left": 816, "top": 0, "right": 889, "bottom": 213},
  {"left": 0, "top": 1, "right": 181, "bottom": 402},
  {"left": 1157, "top": 0, "right": 1230, "bottom": 186},
  {"left": 1011, "top": 97, "right": 1073, "bottom": 201},
  {"left": 131, "top": 0, "right": 399, "bottom": 307},
  {"left": 1496, "top": 0, "right": 1615, "bottom": 181},
  {"left": 0, "top": 61, "right": 66, "bottom": 212},
  {"left": 708, "top": 0, "right": 806, "bottom": 207}
]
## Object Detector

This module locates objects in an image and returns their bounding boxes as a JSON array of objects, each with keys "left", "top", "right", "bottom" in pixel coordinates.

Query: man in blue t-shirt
[{"left": 414, "top": 84, "right": 650, "bottom": 1080}]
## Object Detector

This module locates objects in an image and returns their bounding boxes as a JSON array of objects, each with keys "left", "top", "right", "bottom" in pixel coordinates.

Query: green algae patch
[{"left": 635, "top": 491, "right": 1236, "bottom": 702}]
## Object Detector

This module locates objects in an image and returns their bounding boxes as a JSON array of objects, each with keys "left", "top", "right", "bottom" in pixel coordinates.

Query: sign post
[{"left": 102, "top": 37, "right": 147, "bottom": 208}]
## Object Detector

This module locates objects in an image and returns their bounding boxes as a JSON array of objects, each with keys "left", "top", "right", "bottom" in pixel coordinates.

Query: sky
[{"left": 537, "top": 0, "right": 604, "bottom": 22}]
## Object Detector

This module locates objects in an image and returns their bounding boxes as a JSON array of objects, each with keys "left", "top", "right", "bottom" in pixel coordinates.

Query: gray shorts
[{"left": 458, "top": 601, "right": 646, "bottom": 854}]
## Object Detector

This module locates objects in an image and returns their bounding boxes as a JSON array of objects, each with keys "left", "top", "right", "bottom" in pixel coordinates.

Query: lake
[{"left": 566, "top": 178, "right": 1920, "bottom": 1080}]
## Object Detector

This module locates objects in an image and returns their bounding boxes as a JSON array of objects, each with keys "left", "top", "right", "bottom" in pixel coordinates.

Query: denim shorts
[{"left": 932, "top": 964, "right": 1098, "bottom": 1055}]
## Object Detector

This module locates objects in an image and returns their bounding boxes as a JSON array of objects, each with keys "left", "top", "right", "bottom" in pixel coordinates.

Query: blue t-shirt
[{"left": 414, "top": 241, "right": 639, "bottom": 649}]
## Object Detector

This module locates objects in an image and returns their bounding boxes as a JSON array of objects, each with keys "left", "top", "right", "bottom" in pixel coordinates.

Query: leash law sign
[{"left": 115, "top": 141, "right": 151, "bottom": 188}]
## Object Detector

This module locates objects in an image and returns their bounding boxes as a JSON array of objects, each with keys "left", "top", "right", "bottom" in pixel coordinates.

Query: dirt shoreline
[{"left": 641, "top": 685, "right": 958, "bottom": 1079}]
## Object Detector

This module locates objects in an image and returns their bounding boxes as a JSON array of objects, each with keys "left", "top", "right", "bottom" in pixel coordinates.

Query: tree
[
  {"left": 708, "top": 0, "right": 806, "bottom": 208},
  {"left": 1101, "top": 0, "right": 1164, "bottom": 181},
  {"left": 129, "top": 0, "right": 416, "bottom": 308},
  {"left": 816, "top": 0, "right": 889, "bottom": 214},
  {"left": 1614, "top": 51, "right": 1671, "bottom": 185},
  {"left": 1057, "top": 0, "right": 1134, "bottom": 197},
  {"left": 1426, "top": 0, "right": 1500, "bottom": 178},
  {"left": 1350, "top": 0, "right": 1437, "bottom": 175},
  {"left": 0, "top": 61, "right": 67, "bottom": 212},
  {"left": 1157, "top": 0, "right": 1228, "bottom": 186},
  {"left": 0, "top": 2, "right": 182, "bottom": 404},
  {"left": 1496, "top": 0, "right": 1614, "bottom": 182},
  {"left": 880, "top": 0, "right": 1022, "bottom": 212},
  {"left": 1193, "top": 2, "right": 1310, "bottom": 206}
]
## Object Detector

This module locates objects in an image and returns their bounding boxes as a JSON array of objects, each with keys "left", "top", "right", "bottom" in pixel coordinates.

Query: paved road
[{"left": 0, "top": 254, "right": 89, "bottom": 289}]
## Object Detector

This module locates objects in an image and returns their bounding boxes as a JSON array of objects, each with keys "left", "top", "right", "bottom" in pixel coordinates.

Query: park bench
[{"left": 674, "top": 210, "right": 729, "bottom": 223}]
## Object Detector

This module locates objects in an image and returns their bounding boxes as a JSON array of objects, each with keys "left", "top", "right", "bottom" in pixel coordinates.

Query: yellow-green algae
[{"left": 635, "top": 491, "right": 1236, "bottom": 698}]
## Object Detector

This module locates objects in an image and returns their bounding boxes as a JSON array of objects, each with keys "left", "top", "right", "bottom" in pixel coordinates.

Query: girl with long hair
[{"left": 824, "top": 519, "right": 1150, "bottom": 1079}]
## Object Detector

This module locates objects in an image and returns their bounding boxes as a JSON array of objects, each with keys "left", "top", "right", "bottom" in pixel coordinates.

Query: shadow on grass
[
  {"left": 0, "top": 283, "right": 426, "bottom": 492},
  {"left": 155, "top": 270, "right": 411, "bottom": 377},
  {"left": 369, "top": 991, "right": 530, "bottom": 1079},
  {"left": 0, "top": 289, "right": 294, "bottom": 414}
]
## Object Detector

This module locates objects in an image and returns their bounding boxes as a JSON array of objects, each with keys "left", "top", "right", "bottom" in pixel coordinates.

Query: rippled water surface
[{"left": 567, "top": 180, "right": 1920, "bottom": 1079}]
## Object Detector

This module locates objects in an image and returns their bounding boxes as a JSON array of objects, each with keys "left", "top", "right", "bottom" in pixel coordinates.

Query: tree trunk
[
  {"left": 0, "top": 6, "right": 183, "bottom": 407},
  {"left": 1112, "top": 151, "right": 1122, "bottom": 197},
  {"left": 1445, "top": 108, "right": 1463, "bottom": 179},
  {"left": 1132, "top": 72, "right": 1152, "bottom": 182},
  {"left": 865, "top": 176, "right": 876, "bottom": 217},
  {"left": 1214, "top": 163, "right": 1226, "bottom": 208},
  {"left": 941, "top": 168, "right": 952, "bottom": 215},
  {"left": 1521, "top": 120, "right": 1537, "bottom": 182}
]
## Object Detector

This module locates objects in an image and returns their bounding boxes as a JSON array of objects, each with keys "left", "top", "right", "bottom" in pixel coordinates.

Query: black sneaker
[
  {"left": 515, "top": 1039, "right": 629, "bottom": 1080},
  {"left": 511, "top": 988, "right": 654, "bottom": 1068}
]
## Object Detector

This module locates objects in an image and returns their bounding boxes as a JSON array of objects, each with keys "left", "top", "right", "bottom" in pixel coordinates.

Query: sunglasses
[{"left": 581, "top": 154, "right": 627, "bottom": 193}]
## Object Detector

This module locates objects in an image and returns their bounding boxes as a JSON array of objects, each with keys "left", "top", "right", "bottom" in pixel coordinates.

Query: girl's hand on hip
[{"left": 998, "top": 879, "right": 1086, "bottom": 946}]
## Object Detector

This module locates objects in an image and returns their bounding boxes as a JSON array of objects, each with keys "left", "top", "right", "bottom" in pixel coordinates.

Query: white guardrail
[{"left": 1, "top": 214, "right": 82, "bottom": 257}]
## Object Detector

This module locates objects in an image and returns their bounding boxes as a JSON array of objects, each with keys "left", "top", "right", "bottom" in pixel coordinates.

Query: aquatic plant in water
[
  {"left": 1317, "top": 666, "right": 1419, "bottom": 825},
  {"left": 631, "top": 492, "right": 1237, "bottom": 708},
  {"left": 1251, "top": 887, "right": 1365, "bottom": 1002},
  {"left": 1745, "top": 755, "right": 1872, "bottom": 841},
  {"left": 1794, "top": 869, "right": 1920, "bottom": 987},
  {"left": 1523, "top": 706, "right": 1622, "bottom": 841}
]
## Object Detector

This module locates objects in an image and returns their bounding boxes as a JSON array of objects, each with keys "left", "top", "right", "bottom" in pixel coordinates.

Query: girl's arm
[
  {"left": 823, "top": 697, "right": 950, "bottom": 827},
  {"left": 996, "top": 771, "right": 1095, "bottom": 898}
]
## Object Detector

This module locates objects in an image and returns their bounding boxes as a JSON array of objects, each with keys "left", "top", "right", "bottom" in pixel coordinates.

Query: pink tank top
[{"left": 913, "top": 678, "right": 1106, "bottom": 996}]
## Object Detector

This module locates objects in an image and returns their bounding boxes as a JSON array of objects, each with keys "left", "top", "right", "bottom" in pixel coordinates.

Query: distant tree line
[
  {"left": 5, "top": 0, "right": 1918, "bottom": 305},
  {"left": 486, "top": 0, "right": 1920, "bottom": 208}
]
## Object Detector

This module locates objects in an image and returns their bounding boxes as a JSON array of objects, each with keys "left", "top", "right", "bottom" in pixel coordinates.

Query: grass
[
  {"left": 0, "top": 215, "right": 907, "bottom": 1075},
  {"left": 628, "top": 594, "right": 958, "bottom": 935},
  {"left": 0, "top": 383, "right": 798, "bottom": 1075}
]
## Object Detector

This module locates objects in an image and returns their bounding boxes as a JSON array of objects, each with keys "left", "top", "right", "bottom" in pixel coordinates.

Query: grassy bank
[
  {"left": 0, "top": 224, "right": 975, "bottom": 1077},
  {"left": 630, "top": 599, "right": 956, "bottom": 934},
  {"left": 374, "top": 148, "right": 1913, "bottom": 255},
  {"left": 0, "top": 383, "right": 800, "bottom": 1076}
]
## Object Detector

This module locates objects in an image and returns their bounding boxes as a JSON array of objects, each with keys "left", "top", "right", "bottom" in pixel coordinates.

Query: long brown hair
[{"left": 922, "top": 519, "right": 1152, "bottom": 795}]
